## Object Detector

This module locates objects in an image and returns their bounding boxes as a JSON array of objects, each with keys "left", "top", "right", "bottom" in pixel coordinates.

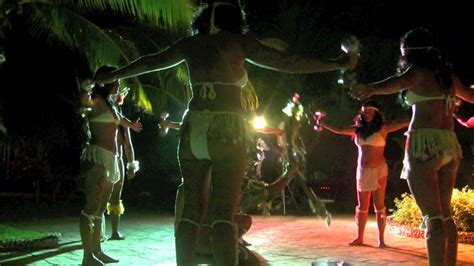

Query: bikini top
[
  {"left": 89, "top": 105, "right": 120, "bottom": 125},
  {"left": 405, "top": 90, "right": 447, "bottom": 106},
  {"left": 354, "top": 132, "right": 386, "bottom": 147},
  {"left": 405, "top": 90, "right": 456, "bottom": 115},
  {"left": 192, "top": 71, "right": 248, "bottom": 100}
]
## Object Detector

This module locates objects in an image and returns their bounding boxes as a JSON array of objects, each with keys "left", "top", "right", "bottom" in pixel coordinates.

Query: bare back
[
  {"left": 407, "top": 67, "right": 455, "bottom": 130},
  {"left": 183, "top": 33, "right": 246, "bottom": 113}
]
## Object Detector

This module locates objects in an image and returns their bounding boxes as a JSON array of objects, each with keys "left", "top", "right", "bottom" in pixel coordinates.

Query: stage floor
[{"left": 1, "top": 214, "right": 473, "bottom": 265}]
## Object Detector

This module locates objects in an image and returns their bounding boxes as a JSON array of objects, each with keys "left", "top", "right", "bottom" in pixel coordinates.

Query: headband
[{"left": 361, "top": 106, "right": 379, "bottom": 112}]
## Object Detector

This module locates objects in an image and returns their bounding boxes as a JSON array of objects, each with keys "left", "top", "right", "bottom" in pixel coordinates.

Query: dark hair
[
  {"left": 191, "top": 2, "right": 247, "bottom": 35},
  {"left": 92, "top": 65, "right": 118, "bottom": 109},
  {"left": 92, "top": 65, "right": 117, "bottom": 100},
  {"left": 398, "top": 28, "right": 453, "bottom": 90},
  {"left": 355, "top": 100, "right": 384, "bottom": 139}
]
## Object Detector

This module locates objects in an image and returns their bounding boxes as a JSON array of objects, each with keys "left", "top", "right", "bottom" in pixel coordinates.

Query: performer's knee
[{"left": 422, "top": 215, "right": 444, "bottom": 239}]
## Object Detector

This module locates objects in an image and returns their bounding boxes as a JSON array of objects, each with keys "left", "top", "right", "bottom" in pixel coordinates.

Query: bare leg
[
  {"left": 209, "top": 140, "right": 246, "bottom": 266},
  {"left": 373, "top": 175, "right": 388, "bottom": 248},
  {"left": 438, "top": 158, "right": 460, "bottom": 266},
  {"left": 80, "top": 163, "right": 115, "bottom": 265},
  {"left": 176, "top": 138, "right": 211, "bottom": 266},
  {"left": 108, "top": 158, "right": 125, "bottom": 240},
  {"left": 349, "top": 190, "right": 370, "bottom": 246},
  {"left": 406, "top": 156, "right": 445, "bottom": 266}
]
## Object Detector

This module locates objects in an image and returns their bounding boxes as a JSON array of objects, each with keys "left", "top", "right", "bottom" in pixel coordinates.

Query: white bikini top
[
  {"left": 192, "top": 71, "right": 248, "bottom": 100},
  {"left": 405, "top": 90, "right": 446, "bottom": 106},
  {"left": 405, "top": 90, "right": 456, "bottom": 115},
  {"left": 354, "top": 132, "right": 385, "bottom": 147},
  {"left": 89, "top": 105, "right": 120, "bottom": 125}
]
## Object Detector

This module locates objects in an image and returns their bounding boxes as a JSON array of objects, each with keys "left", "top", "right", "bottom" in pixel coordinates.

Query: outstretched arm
[
  {"left": 320, "top": 120, "right": 355, "bottom": 136},
  {"left": 453, "top": 76, "right": 474, "bottom": 104},
  {"left": 349, "top": 67, "right": 417, "bottom": 100},
  {"left": 386, "top": 120, "right": 410, "bottom": 133},
  {"left": 95, "top": 39, "right": 187, "bottom": 84},
  {"left": 256, "top": 127, "right": 284, "bottom": 136},
  {"left": 119, "top": 117, "right": 143, "bottom": 133},
  {"left": 242, "top": 35, "right": 357, "bottom": 73},
  {"left": 159, "top": 120, "right": 181, "bottom": 131},
  {"left": 455, "top": 116, "right": 474, "bottom": 128}
]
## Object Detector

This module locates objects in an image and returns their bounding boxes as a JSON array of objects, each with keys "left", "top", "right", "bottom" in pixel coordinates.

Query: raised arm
[
  {"left": 350, "top": 67, "right": 417, "bottom": 100},
  {"left": 320, "top": 120, "right": 355, "bottom": 136},
  {"left": 95, "top": 38, "right": 188, "bottom": 84},
  {"left": 256, "top": 126, "right": 284, "bottom": 136},
  {"left": 386, "top": 120, "right": 410, "bottom": 133},
  {"left": 119, "top": 117, "right": 143, "bottom": 133},
  {"left": 241, "top": 35, "right": 357, "bottom": 73},
  {"left": 453, "top": 75, "right": 474, "bottom": 104}
]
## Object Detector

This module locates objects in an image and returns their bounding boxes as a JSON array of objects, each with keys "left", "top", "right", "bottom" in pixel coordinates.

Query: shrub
[{"left": 391, "top": 187, "right": 474, "bottom": 232}]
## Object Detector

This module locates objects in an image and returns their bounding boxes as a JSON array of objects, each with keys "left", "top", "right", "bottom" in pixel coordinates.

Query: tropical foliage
[
  {"left": 391, "top": 187, "right": 474, "bottom": 232},
  {"left": 0, "top": 0, "right": 196, "bottom": 111}
]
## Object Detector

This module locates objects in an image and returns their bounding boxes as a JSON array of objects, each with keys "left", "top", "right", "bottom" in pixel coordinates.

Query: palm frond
[
  {"left": 134, "top": 85, "right": 153, "bottom": 112},
  {"left": 28, "top": 4, "right": 129, "bottom": 70},
  {"left": 73, "top": 0, "right": 196, "bottom": 30},
  {"left": 242, "top": 80, "right": 260, "bottom": 112},
  {"left": 142, "top": 83, "right": 187, "bottom": 109}
]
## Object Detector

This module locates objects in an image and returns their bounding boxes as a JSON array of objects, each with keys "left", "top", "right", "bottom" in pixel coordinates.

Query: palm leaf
[
  {"left": 112, "top": 26, "right": 191, "bottom": 110},
  {"left": 26, "top": 3, "right": 155, "bottom": 111},
  {"left": 73, "top": 0, "right": 195, "bottom": 30},
  {"left": 242, "top": 80, "right": 260, "bottom": 112},
  {"left": 142, "top": 83, "right": 187, "bottom": 109},
  {"left": 28, "top": 4, "right": 128, "bottom": 70}
]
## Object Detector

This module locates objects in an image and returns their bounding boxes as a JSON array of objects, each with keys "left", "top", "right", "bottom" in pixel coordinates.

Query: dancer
[
  {"left": 319, "top": 100, "right": 408, "bottom": 247},
  {"left": 107, "top": 87, "right": 140, "bottom": 240},
  {"left": 350, "top": 28, "right": 474, "bottom": 265},
  {"left": 80, "top": 65, "right": 142, "bottom": 265},
  {"left": 95, "top": 1, "right": 357, "bottom": 264}
]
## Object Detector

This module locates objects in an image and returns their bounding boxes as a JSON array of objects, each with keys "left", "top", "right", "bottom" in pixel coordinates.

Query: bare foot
[
  {"left": 94, "top": 251, "right": 119, "bottom": 263},
  {"left": 109, "top": 231, "right": 125, "bottom": 240},
  {"left": 348, "top": 237, "right": 364, "bottom": 246},
  {"left": 82, "top": 255, "right": 104, "bottom": 266},
  {"left": 378, "top": 241, "right": 387, "bottom": 248}
]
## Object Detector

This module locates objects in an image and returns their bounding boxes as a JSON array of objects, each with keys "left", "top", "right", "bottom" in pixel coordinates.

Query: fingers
[
  {"left": 133, "top": 118, "right": 143, "bottom": 133},
  {"left": 350, "top": 90, "right": 367, "bottom": 100}
]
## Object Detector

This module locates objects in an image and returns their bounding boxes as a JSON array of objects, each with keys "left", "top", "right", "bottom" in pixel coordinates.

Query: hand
[
  {"left": 126, "top": 168, "right": 136, "bottom": 180},
  {"left": 131, "top": 118, "right": 143, "bottom": 133},
  {"left": 349, "top": 84, "right": 372, "bottom": 101},
  {"left": 126, "top": 160, "right": 139, "bottom": 180},
  {"left": 94, "top": 72, "right": 114, "bottom": 87}
]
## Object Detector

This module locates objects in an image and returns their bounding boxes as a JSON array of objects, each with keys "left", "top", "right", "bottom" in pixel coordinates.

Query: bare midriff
[
  {"left": 89, "top": 123, "right": 118, "bottom": 153},
  {"left": 358, "top": 146, "right": 386, "bottom": 168}
]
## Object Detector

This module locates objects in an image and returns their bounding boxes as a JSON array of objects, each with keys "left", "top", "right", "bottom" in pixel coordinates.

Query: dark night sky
[
  {"left": 2, "top": 0, "right": 473, "bottom": 132},
  {"left": 1, "top": 0, "right": 473, "bottom": 211}
]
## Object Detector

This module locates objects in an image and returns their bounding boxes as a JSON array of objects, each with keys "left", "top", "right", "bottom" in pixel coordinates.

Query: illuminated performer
[
  {"left": 350, "top": 28, "right": 474, "bottom": 265},
  {"left": 106, "top": 87, "right": 140, "bottom": 241},
  {"left": 95, "top": 1, "right": 357, "bottom": 264},
  {"left": 79, "top": 65, "right": 142, "bottom": 266},
  {"left": 318, "top": 100, "right": 409, "bottom": 247}
]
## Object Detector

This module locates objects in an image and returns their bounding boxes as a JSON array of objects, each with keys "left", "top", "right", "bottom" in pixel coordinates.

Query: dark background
[{"left": 0, "top": 0, "right": 473, "bottom": 219}]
